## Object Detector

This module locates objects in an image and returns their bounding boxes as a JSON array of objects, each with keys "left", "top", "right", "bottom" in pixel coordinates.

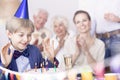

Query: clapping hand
[
  {"left": 76, "top": 36, "right": 89, "bottom": 54},
  {"left": 1, "top": 43, "right": 14, "bottom": 67},
  {"left": 42, "top": 38, "right": 55, "bottom": 63}
]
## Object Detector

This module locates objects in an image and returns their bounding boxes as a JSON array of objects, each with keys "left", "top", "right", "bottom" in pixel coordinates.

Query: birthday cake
[
  {"left": 1, "top": 66, "right": 120, "bottom": 80},
  {"left": 23, "top": 68, "right": 67, "bottom": 80},
  {"left": 25, "top": 68, "right": 65, "bottom": 73},
  {"left": 0, "top": 67, "right": 67, "bottom": 80}
]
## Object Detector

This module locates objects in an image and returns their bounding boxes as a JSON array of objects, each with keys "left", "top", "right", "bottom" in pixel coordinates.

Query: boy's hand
[{"left": 1, "top": 43, "right": 13, "bottom": 67}]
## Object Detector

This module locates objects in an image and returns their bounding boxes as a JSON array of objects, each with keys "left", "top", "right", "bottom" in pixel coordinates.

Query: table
[{"left": 0, "top": 67, "right": 120, "bottom": 80}]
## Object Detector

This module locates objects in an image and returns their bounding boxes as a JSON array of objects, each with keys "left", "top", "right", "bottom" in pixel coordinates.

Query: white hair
[
  {"left": 33, "top": 8, "right": 49, "bottom": 17},
  {"left": 51, "top": 15, "right": 69, "bottom": 29}
]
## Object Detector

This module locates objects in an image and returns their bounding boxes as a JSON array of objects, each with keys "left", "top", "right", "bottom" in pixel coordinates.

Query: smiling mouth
[
  {"left": 81, "top": 25, "right": 86, "bottom": 28},
  {"left": 21, "top": 43, "right": 28, "bottom": 46}
]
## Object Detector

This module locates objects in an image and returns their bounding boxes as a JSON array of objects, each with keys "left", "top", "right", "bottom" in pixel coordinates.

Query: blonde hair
[
  {"left": 52, "top": 16, "right": 69, "bottom": 29},
  {"left": 6, "top": 17, "right": 34, "bottom": 33}
]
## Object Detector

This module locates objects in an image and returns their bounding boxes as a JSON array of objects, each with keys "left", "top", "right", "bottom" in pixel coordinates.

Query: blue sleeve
[{"left": 28, "top": 45, "right": 59, "bottom": 68}]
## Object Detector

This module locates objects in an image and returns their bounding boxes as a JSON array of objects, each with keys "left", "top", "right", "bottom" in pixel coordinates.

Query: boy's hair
[{"left": 6, "top": 17, "right": 34, "bottom": 33}]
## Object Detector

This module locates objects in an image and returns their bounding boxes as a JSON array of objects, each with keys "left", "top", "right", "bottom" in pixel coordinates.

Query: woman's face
[
  {"left": 34, "top": 12, "right": 48, "bottom": 30},
  {"left": 74, "top": 13, "right": 91, "bottom": 33},
  {"left": 54, "top": 22, "right": 67, "bottom": 38}
]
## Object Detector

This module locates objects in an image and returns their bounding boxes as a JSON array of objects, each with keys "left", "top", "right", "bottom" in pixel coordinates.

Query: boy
[{"left": 0, "top": 17, "right": 58, "bottom": 72}]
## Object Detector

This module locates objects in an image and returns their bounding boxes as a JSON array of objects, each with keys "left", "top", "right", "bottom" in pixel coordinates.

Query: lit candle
[{"left": 34, "top": 62, "right": 37, "bottom": 72}]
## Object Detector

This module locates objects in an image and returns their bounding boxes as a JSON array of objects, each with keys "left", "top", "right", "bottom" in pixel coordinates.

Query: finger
[
  {"left": 33, "top": 39, "right": 38, "bottom": 45},
  {"left": 52, "top": 40, "right": 54, "bottom": 55},
  {"left": 52, "top": 40, "right": 54, "bottom": 49},
  {"left": 104, "top": 14, "right": 108, "bottom": 19},
  {"left": 62, "top": 39, "right": 65, "bottom": 44},
  {"left": 44, "top": 38, "right": 50, "bottom": 47},
  {"left": 2, "top": 43, "right": 10, "bottom": 55},
  {"left": 2, "top": 44, "right": 8, "bottom": 52},
  {"left": 42, "top": 38, "right": 48, "bottom": 50},
  {"left": 45, "top": 38, "right": 49, "bottom": 43},
  {"left": 47, "top": 38, "right": 50, "bottom": 46},
  {"left": 9, "top": 51, "right": 14, "bottom": 59},
  {"left": 42, "top": 40, "right": 45, "bottom": 49},
  {"left": 81, "top": 39, "right": 84, "bottom": 44}
]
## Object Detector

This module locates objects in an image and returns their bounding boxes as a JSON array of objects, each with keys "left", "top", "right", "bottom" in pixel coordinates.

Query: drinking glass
[
  {"left": 63, "top": 54, "right": 72, "bottom": 70},
  {"left": 104, "top": 73, "right": 118, "bottom": 80}
]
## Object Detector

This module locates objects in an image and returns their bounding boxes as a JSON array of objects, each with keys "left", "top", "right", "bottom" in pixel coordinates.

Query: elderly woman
[
  {"left": 72, "top": 10, "right": 105, "bottom": 77},
  {"left": 46, "top": 16, "right": 75, "bottom": 69}
]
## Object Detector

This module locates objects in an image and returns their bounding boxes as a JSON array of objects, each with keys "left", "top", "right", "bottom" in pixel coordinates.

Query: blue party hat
[{"left": 14, "top": 0, "right": 29, "bottom": 19}]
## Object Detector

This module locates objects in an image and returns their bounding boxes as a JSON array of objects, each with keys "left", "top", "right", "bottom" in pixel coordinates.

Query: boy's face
[{"left": 7, "top": 27, "right": 32, "bottom": 51}]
